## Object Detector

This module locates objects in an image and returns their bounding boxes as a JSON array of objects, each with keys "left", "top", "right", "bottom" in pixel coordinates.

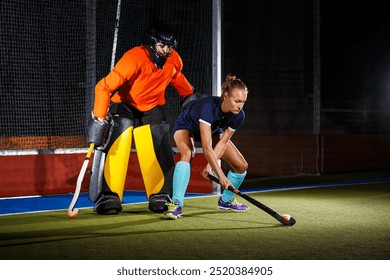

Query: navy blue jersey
[{"left": 172, "top": 96, "right": 245, "bottom": 140}]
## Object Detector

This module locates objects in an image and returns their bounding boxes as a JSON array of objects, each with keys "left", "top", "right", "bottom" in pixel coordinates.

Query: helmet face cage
[
  {"left": 150, "top": 36, "right": 176, "bottom": 57},
  {"left": 142, "top": 21, "right": 177, "bottom": 68}
]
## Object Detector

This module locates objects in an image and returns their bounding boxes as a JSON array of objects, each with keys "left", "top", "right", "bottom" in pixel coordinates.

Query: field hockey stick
[
  {"left": 208, "top": 174, "right": 296, "bottom": 226},
  {"left": 67, "top": 143, "right": 95, "bottom": 218}
]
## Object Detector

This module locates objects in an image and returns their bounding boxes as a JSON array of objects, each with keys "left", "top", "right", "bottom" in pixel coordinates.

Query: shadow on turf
[
  {"left": 0, "top": 220, "right": 280, "bottom": 251},
  {"left": 121, "top": 204, "right": 279, "bottom": 227},
  {"left": 120, "top": 203, "right": 285, "bottom": 227},
  {"left": 0, "top": 208, "right": 283, "bottom": 253},
  {"left": 185, "top": 211, "right": 282, "bottom": 228}
]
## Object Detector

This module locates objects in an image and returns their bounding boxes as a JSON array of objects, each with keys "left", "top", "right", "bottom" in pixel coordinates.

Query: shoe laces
[
  {"left": 229, "top": 198, "right": 243, "bottom": 206},
  {"left": 165, "top": 202, "right": 179, "bottom": 211}
]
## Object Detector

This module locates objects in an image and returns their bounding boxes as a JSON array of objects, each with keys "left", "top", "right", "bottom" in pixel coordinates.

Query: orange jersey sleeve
[{"left": 93, "top": 46, "right": 194, "bottom": 118}]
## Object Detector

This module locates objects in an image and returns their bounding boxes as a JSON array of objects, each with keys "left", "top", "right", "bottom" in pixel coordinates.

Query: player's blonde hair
[{"left": 221, "top": 73, "right": 248, "bottom": 98}]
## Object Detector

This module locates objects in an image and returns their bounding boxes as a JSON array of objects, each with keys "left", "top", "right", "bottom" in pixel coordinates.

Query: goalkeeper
[
  {"left": 164, "top": 74, "right": 249, "bottom": 219},
  {"left": 87, "top": 20, "right": 195, "bottom": 215}
]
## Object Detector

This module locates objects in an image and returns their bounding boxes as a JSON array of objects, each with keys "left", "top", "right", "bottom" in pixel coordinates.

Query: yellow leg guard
[
  {"left": 103, "top": 120, "right": 133, "bottom": 202},
  {"left": 133, "top": 123, "right": 175, "bottom": 201},
  {"left": 133, "top": 125, "right": 164, "bottom": 198},
  {"left": 134, "top": 124, "right": 175, "bottom": 212}
]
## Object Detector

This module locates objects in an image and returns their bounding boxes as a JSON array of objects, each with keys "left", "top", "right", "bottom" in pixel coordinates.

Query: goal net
[{"left": 0, "top": 0, "right": 212, "bottom": 151}]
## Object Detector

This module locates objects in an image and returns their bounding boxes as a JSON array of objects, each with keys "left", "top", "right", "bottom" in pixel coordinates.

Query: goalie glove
[
  {"left": 86, "top": 111, "right": 113, "bottom": 149},
  {"left": 181, "top": 92, "right": 209, "bottom": 110}
]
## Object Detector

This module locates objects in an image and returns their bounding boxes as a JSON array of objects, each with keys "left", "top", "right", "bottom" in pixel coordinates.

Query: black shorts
[{"left": 109, "top": 102, "right": 166, "bottom": 126}]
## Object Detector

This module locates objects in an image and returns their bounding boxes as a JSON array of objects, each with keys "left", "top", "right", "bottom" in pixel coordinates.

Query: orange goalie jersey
[{"left": 93, "top": 45, "right": 194, "bottom": 119}]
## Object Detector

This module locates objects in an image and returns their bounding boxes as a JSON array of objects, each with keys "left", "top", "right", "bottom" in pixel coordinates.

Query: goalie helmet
[{"left": 142, "top": 20, "right": 177, "bottom": 69}]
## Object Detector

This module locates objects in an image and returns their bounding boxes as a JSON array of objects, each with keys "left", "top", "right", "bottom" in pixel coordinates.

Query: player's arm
[
  {"left": 169, "top": 52, "right": 194, "bottom": 97},
  {"left": 93, "top": 68, "right": 124, "bottom": 120},
  {"left": 199, "top": 122, "right": 234, "bottom": 189},
  {"left": 170, "top": 71, "right": 194, "bottom": 97},
  {"left": 212, "top": 128, "right": 235, "bottom": 159},
  {"left": 93, "top": 52, "right": 136, "bottom": 119},
  {"left": 202, "top": 128, "right": 235, "bottom": 184}
]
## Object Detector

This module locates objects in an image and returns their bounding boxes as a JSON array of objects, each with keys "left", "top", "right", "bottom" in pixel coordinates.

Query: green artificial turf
[{"left": 1, "top": 174, "right": 389, "bottom": 260}]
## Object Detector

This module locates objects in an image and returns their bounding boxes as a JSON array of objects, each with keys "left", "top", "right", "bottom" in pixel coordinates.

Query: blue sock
[
  {"left": 172, "top": 161, "right": 190, "bottom": 207},
  {"left": 221, "top": 170, "right": 247, "bottom": 202}
]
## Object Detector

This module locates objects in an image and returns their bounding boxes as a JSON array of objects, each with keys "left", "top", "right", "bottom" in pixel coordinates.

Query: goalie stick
[
  {"left": 208, "top": 174, "right": 296, "bottom": 226},
  {"left": 67, "top": 143, "right": 95, "bottom": 218},
  {"left": 67, "top": 0, "right": 121, "bottom": 217}
]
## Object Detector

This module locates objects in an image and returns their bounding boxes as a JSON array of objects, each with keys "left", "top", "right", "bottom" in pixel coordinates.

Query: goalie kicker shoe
[
  {"left": 148, "top": 193, "right": 171, "bottom": 213},
  {"left": 218, "top": 197, "right": 249, "bottom": 212},
  {"left": 94, "top": 192, "right": 122, "bottom": 215},
  {"left": 163, "top": 201, "right": 182, "bottom": 220}
]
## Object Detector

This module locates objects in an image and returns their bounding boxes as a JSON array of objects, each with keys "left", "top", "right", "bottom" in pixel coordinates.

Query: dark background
[
  {"left": 321, "top": 1, "right": 390, "bottom": 107},
  {"left": 1, "top": 0, "right": 389, "bottom": 176},
  {"left": 223, "top": 0, "right": 390, "bottom": 134}
]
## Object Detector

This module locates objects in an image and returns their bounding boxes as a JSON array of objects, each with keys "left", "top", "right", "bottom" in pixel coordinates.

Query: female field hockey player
[{"left": 164, "top": 74, "right": 249, "bottom": 219}]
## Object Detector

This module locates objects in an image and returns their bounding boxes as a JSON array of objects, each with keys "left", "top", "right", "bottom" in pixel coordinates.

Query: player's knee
[
  {"left": 234, "top": 160, "right": 248, "bottom": 174},
  {"left": 179, "top": 148, "right": 193, "bottom": 162}
]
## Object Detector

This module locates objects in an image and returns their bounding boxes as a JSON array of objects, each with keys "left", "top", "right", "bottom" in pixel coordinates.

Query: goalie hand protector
[
  {"left": 181, "top": 92, "right": 209, "bottom": 110},
  {"left": 86, "top": 112, "right": 113, "bottom": 149}
]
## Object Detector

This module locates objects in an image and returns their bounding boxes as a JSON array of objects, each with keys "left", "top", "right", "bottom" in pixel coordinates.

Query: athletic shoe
[
  {"left": 218, "top": 197, "right": 249, "bottom": 212},
  {"left": 94, "top": 192, "right": 122, "bottom": 215},
  {"left": 163, "top": 201, "right": 182, "bottom": 220}
]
